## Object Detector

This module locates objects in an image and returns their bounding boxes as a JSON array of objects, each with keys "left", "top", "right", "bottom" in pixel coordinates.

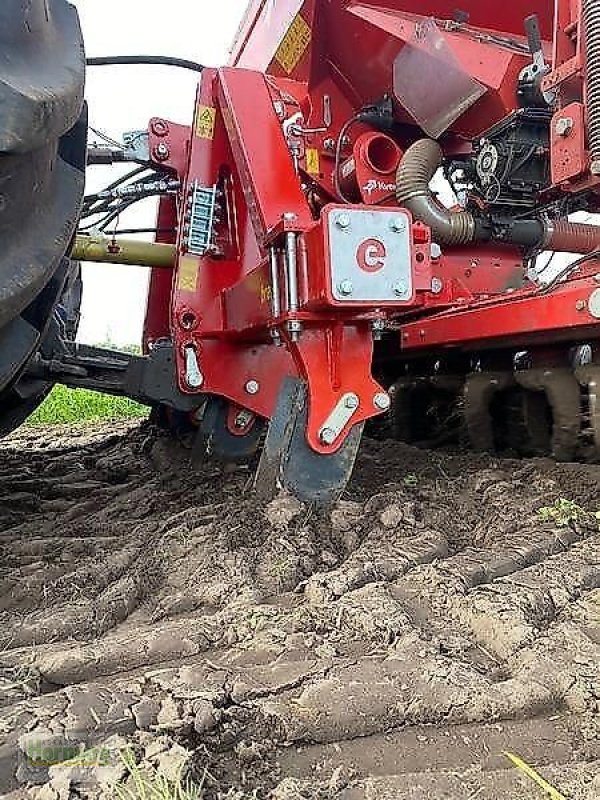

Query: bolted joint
[
  {"left": 373, "top": 392, "right": 391, "bottom": 411},
  {"left": 319, "top": 427, "right": 337, "bottom": 445}
]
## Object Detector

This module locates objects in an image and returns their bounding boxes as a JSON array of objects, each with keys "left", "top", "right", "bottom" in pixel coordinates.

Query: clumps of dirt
[{"left": 0, "top": 421, "right": 598, "bottom": 800}]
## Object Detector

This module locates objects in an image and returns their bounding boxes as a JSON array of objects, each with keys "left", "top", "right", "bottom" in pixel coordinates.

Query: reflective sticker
[
  {"left": 195, "top": 105, "right": 216, "bottom": 139},
  {"left": 178, "top": 256, "right": 198, "bottom": 292},
  {"left": 305, "top": 147, "right": 320, "bottom": 175},
  {"left": 275, "top": 14, "right": 311, "bottom": 74}
]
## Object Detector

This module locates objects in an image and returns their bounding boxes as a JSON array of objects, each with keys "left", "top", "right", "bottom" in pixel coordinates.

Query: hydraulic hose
[
  {"left": 395, "top": 139, "right": 477, "bottom": 245},
  {"left": 86, "top": 56, "right": 205, "bottom": 72},
  {"left": 583, "top": 0, "right": 600, "bottom": 169},
  {"left": 396, "top": 138, "right": 600, "bottom": 254}
]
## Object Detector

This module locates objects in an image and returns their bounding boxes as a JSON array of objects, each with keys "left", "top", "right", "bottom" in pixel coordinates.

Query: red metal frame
[{"left": 141, "top": 0, "right": 600, "bottom": 457}]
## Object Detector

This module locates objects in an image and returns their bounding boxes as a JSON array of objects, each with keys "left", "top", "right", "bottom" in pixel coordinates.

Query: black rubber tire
[{"left": 0, "top": 1, "right": 86, "bottom": 434}]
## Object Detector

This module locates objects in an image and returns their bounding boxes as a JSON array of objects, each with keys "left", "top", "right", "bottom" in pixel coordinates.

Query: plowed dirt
[{"left": 0, "top": 421, "right": 598, "bottom": 799}]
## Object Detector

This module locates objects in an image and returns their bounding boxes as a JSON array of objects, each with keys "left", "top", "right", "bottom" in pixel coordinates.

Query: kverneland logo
[{"left": 363, "top": 179, "right": 396, "bottom": 195}]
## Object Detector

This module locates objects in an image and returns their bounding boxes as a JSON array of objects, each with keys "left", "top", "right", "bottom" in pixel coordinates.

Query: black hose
[{"left": 86, "top": 55, "right": 205, "bottom": 72}]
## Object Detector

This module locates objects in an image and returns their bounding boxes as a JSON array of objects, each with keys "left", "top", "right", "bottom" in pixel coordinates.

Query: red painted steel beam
[{"left": 400, "top": 277, "right": 600, "bottom": 352}]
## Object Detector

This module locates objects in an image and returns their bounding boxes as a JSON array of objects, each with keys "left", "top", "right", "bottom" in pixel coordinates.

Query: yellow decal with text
[
  {"left": 178, "top": 256, "right": 199, "bottom": 292},
  {"left": 275, "top": 14, "right": 311, "bottom": 74},
  {"left": 305, "top": 147, "right": 320, "bottom": 175},
  {"left": 195, "top": 105, "right": 216, "bottom": 139}
]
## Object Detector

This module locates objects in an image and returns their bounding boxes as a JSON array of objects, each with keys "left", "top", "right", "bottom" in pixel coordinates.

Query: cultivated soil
[{"left": 0, "top": 420, "right": 599, "bottom": 799}]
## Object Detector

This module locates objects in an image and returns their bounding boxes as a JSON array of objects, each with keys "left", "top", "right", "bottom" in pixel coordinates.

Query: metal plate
[{"left": 327, "top": 208, "right": 413, "bottom": 303}]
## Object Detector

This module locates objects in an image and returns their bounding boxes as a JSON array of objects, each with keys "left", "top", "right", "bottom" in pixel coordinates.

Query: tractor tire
[{"left": 0, "top": 0, "right": 86, "bottom": 433}]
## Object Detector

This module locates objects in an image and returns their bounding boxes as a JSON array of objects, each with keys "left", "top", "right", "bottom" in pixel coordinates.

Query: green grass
[{"left": 26, "top": 384, "right": 148, "bottom": 425}]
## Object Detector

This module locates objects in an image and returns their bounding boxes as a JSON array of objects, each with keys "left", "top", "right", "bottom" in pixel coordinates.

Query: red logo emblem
[{"left": 356, "top": 238, "right": 386, "bottom": 273}]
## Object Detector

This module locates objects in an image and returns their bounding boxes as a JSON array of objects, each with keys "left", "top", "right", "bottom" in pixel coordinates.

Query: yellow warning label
[
  {"left": 195, "top": 105, "right": 216, "bottom": 139},
  {"left": 275, "top": 14, "right": 311, "bottom": 74},
  {"left": 305, "top": 147, "right": 320, "bottom": 175},
  {"left": 178, "top": 256, "right": 198, "bottom": 292}
]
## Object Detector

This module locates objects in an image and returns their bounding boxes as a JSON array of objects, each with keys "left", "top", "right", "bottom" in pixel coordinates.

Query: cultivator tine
[{"left": 253, "top": 377, "right": 363, "bottom": 508}]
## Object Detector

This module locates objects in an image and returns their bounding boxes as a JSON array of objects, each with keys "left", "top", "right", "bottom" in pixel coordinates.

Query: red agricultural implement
[{"left": 3, "top": 0, "right": 600, "bottom": 505}]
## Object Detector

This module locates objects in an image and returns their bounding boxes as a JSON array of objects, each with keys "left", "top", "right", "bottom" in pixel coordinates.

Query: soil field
[{"left": 0, "top": 421, "right": 598, "bottom": 799}]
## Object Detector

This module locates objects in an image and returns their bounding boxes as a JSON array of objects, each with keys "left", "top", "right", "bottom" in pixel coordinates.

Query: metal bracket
[{"left": 319, "top": 392, "right": 360, "bottom": 444}]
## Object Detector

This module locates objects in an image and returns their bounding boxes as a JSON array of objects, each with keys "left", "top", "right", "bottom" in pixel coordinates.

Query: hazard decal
[
  {"left": 195, "top": 105, "right": 216, "bottom": 139},
  {"left": 178, "top": 256, "right": 199, "bottom": 292},
  {"left": 305, "top": 147, "right": 320, "bottom": 175},
  {"left": 275, "top": 14, "right": 311, "bottom": 74}
]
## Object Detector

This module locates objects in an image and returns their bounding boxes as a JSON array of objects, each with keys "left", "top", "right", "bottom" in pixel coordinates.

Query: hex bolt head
[
  {"left": 591, "top": 159, "right": 600, "bottom": 177},
  {"left": 431, "top": 277, "right": 443, "bottom": 294},
  {"left": 320, "top": 427, "right": 337, "bottom": 445},
  {"left": 373, "top": 392, "right": 391, "bottom": 411},
  {"left": 154, "top": 142, "right": 170, "bottom": 161},
  {"left": 336, "top": 213, "right": 351, "bottom": 229},
  {"left": 344, "top": 394, "right": 359, "bottom": 410},
  {"left": 390, "top": 217, "right": 406, "bottom": 232},
  {"left": 392, "top": 281, "right": 407, "bottom": 296},
  {"left": 338, "top": 279, "right": 354, "bottom": 296},
  {"left": 555, "top": 117, "right": 574, "bottom": 137},
  {"left": 245, "top": 379, "right": 260, "bottom": 395}
]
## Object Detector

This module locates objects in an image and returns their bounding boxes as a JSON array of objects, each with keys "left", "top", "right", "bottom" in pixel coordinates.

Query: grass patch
[
  {"left": 26, "top": 384, "right": 148, "bottom": 425},
  {"left": 114, "top": 748, "right": 203, "bottom": 800}
]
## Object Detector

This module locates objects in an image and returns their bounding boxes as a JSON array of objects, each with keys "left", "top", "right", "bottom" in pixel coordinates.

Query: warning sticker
[
  {"left": 274, "top": 14, "right": 311, "bottom": 74},
  {"left": 178, "top": 256, "right": 198, "bottom": 292},
  {"left": 195, "top": 105, "right": 216, "bottom": 139},
  {"left": 305, "top": 147, "right": 320, "bottom": 175}
]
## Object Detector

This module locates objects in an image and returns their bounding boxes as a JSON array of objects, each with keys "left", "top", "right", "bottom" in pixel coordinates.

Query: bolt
[
  {"left": 151, "top": 119, "right": 169, "bottom": 137},
  {"left": 320, "top": 427, "right": 337, "bottom": 445},
  {"left": 392, "top": 281, "right": 407, "bottom": 297},
  {"left": 344, "top": 394, "right": 359, "bottom": 410},
  {"left": 431, "top": 277, "right": 443, "bottom": 294},
  {"left": 555, "top": 116, "right": 574, "bottom": 137},
  {"left": 591, "top": 160, "right": 600, "bottom": 177},
  {"left": 323, "top": 138, "right": 336, "bottom": 152},
  {"left": 575, "top": 299, "right": 587, "bottom": 311},
  {"left": 235, "top": 409, "right": 254, "bottom": 428},
  {"left": 373, "top": 392, "right": 391, "bottom": 411},
  {"left": 154, "top": 142, "right": 170, "bottom": 161},
  {"left": 390, "top": 217, "right": 406, "bottom": 233},
  {"left": 338, "top": 279, "right": 354, "bottom": 296},
  {"left": 430, "top": 242, "right": 442, "bottom": 260},
  {"left": 336, "top": 213, "right": 351, "bottom": 229},
  {"left": 371, "top": 318, "right": 385, "bottom": 340},
  {"left": 245, "top": 379, "right": 260, "bottom": 394}
]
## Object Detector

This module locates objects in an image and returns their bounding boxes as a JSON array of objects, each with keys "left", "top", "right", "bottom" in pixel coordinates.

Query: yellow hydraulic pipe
[{"left": 71, "top": 234, "right": 176, "bottom": 268}]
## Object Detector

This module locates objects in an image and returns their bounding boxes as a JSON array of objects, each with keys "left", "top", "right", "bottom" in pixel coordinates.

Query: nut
[
  {"left": 336, "top": 213, "right": 351, "bottom": 229},
  {"left": 392, "top": 281, "right": 407, "bottom": 297},
  {"left": 320, "top": 427, "right": 337, "bottom": 445},
  {"left": 153, "top": 142, "right": 170, "bottom": 161},
  {"left": 373, "top": 392, "right": 391, "bottom": 411},
  {"left": 344, "top": 394, "right": 359, "bottom": 410},
  {"left": 245, "top": 380, "right": 260, "bottom": 395},
  {"left": 338, "top": 279, "right": 354, "bottom": 296},
  {"left": 555, "top": 117, "right": 574, "bottom": 137}
]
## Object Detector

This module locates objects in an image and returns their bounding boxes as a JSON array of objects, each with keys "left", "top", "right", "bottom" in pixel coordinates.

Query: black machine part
[{"left": 0, "top": 0, "right": 86, "bottom": 432}]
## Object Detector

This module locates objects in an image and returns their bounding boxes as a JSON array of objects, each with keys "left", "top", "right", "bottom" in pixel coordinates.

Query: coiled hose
[
  {"left": 583, "top": 0, "right": 600, "bottom": 168},
  {"left": 395, "top": 139, "right": 476, "bottom": 246},
  {"left": 396, "top": 138, "right": 600, "bottom": 254}
]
